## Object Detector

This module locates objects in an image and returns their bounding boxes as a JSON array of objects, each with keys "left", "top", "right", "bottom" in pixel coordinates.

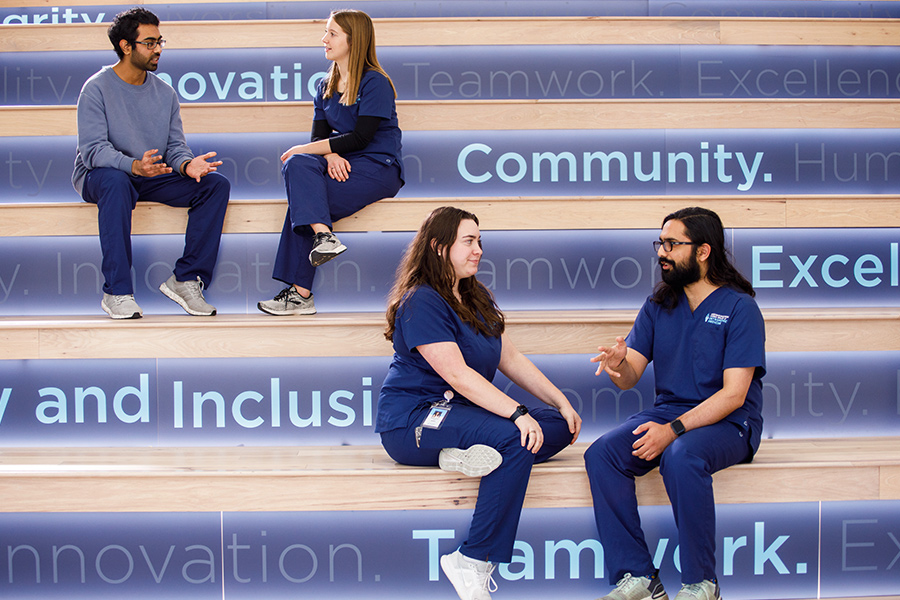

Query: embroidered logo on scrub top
[{"left": 704, "top": 312, "right": 730, "bottom": 326}]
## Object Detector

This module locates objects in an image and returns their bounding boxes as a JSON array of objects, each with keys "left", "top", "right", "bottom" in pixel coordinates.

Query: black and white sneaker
[
  {"left": 309, "top": 231, "right": 347, "bottom": 267},
  {"left": 257, "top": 286, "right": 316, "bottom": 316}
]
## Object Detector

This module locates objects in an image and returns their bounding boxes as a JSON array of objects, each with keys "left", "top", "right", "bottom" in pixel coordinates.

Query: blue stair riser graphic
[
  {"left": 0, "top": 352, "right": 897, "bottom": 446},
  {"left": 4, "top": 45, "right": 900, "bottom": 106}
]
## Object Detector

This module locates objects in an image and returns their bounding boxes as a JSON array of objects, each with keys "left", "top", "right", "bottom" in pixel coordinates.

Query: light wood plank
[
  {"left": 884, "top": 465, "right": 900, "bottom": 500},
  {"left": 0, "top": 307, "right": 896, "bottom": 360},
  {"left": 785, "top": 196, "right": 900, "bottom": 228},
  {"left": 0, "top": 438, "right": 896, "bottom": 512},
  {"left": 4, "top": 195, "right": 900, "bottom": 238},
  {"left": 5, "top": 99, "right": 899, "bottom": 137},
  {"left": 3, "top": 17, "right": 899, "bottom": 54},
  {"left": 720, "top": 16, "right": 900, "bottom": 45}
]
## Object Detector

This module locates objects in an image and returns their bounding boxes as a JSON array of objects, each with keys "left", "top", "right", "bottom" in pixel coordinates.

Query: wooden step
[
  {"left": 0, "top": 437, "right": 896, "bottom": 512},
  {"left": 3, "top": 17, "right": 898, "bottom": 53},
  {"left": 5, "top": 99, "right": 899, "bottom": 137},
  {"left": 3, "top": 195, "right": 900, "bottom": 237},
  {"left": 2, "top": 307, "right": 897, "bottom": 360}
]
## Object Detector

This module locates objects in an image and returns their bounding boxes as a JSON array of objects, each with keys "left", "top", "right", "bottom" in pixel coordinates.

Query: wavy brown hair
[
  {"left": 384, "top": 207, "right": 505, "bottom": 341},
  {"left": 322, "top": 9, "right": 397, "bottom": 106}
]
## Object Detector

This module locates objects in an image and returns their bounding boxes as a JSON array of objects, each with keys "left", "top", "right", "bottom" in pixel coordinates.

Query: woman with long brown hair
[
  {"left": 377, "top": 207, "right": 582, "bottom": 600},
  {"left": 259, "top": 9, "right": 403, "bottom": 315}
]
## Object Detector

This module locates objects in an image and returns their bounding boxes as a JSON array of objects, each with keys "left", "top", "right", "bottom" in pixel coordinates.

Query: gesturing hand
[
  {"left": 184, "top": 152, "right": 223, "bottom": 182},
  {"left": 591, "top": 336, "right": 628, "bottom": 377},
  {"left": 133, "top": 149, "right": 172, "bottom": 178}
]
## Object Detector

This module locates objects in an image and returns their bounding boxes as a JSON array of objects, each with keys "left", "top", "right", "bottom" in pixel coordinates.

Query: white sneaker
[
  {"left": 440, "top": 550, "right": 498, "bottom": 600},
  {"left": 101, "top": 293, "right": 143, "bottom": 319},
  {"left": 674, "top": 580, "right": 721, "bottom": 600},
  {"left": 439, "top": 445, "right": 502, "bottom": 477}
]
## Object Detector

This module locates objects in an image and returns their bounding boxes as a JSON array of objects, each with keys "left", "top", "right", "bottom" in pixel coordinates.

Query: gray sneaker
[
  {"left": 101, "top": 293, "right": 143, "bottom": 319},
  {"left": 309, "top": 231, "right": 347, "bottom": 267},
  {"left": 673, "top": 580, "right": 720, "bottom": 600},
  {"left": 439, "top": 445, "right": 502, "bottom": 477},
  {"left": 159, "top": 275, "right": 216, "bottom": 316},
  {"left": 257, "top": 286, "right": 316, "bottom": 316},
  {"left": 599, "top": 572, "right": 669, "bottom": 600}
]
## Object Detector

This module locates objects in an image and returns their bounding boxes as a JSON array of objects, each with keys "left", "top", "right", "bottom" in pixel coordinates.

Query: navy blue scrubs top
[
  {"left": 377, "top": 286, "right": 502, "bottom": 433},
  {"left": 313, "top": 70, "right": 404, "bottom": 183},
  {"left": 627, "top": 286, "right": 767, "bottom": 452}
]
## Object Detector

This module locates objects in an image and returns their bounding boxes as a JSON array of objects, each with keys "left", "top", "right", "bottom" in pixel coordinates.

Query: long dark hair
[
  {"left": 384, "top": 207, "right": 505, "bottom": 341},
  {"left": 651, "top": 206, "right": 755, "bottom": 309}
]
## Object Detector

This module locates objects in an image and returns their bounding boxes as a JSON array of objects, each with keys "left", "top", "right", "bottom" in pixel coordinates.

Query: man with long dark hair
[
  {"left": 585, "top": 207, "right": 766, "bottom": 600},
  {"left": 73, "top": 7, "right": 230, "bottom": 318}
]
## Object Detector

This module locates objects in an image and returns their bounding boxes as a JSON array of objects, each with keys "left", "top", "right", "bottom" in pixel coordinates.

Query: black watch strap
[
  {"left": 509, "top": 404, "right": 529, "bottom": 422},
  {"left": 670, "top": 419, "right": 686, "bottom": 437}
]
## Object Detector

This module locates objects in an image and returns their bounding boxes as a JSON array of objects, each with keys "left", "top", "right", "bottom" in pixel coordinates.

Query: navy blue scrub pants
[
  {"left": 272, "top": 153, "right": 402, "bottom": 289},
  {"left": 381, "top": 403, "right": 575, "bottom": 564},
  {"left": 584, "top": 406, "right": 752, "bottom": 585},
  {"left": 82, "top": 168, "right": 230, "bottom": 296}
]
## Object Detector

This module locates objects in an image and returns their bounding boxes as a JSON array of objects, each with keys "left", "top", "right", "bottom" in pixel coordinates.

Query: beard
[
  {"left": 660, "top": 252, "right": 701, "bottom": 289},
  {"left": 130, "top": 51, "right": 159, "bottom": 72}
]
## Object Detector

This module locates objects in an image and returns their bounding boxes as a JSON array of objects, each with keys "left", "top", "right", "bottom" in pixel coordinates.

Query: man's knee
[
  {"left": 206, "top": 171, "right": 230, "bottom": 193},
  {"left": 584, "top": 435, "right": 616, "bottom": 471},
  {"left": 659, "top": 439, "right": 707, "bottom": 480},
  {"left": 86, "top": 168, "right": 135, "bottom": 206}
]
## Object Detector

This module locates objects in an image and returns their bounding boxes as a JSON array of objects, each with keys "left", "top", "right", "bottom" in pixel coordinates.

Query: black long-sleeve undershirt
[{"left": 311, "top": 115, "right": 382, "bottom": 155}]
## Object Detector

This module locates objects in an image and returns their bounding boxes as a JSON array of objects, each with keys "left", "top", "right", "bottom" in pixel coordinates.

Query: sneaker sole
[
  {"left": 309, "top": 243, "right": 347, "bottom": 267},
  {"left": 439, "top": 445, "right": 502, "bottom": 477},
  {"left": 257, "top": 301, "right": 316, "bottom": 316},
  {"left": 159, "top": 282, "right": 216, "bottom": 317},
  {"left": 101, "top": 302, "right": 142, "bottom": 319}
]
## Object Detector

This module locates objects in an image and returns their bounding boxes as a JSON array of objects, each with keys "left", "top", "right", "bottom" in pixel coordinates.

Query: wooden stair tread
[
  {"left": 3, "top": 196, "right": 900, "bottom": 236},
  {"left": 1, "top": 308, "right": 896, "bottom": 359},
  {"left": 0, "top": 438, "right": 896, "bottom": 512},
  {"left": 3, "top": 17, "right": 898, "bottom": 53}
]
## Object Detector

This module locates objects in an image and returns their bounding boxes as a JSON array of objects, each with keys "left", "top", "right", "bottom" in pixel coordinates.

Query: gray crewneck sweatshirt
[{"left": 72, "top": 65, "right": 194, "bottom": 196}]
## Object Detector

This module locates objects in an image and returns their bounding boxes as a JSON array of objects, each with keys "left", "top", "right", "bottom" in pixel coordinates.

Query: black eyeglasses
[
  {"left": 133, "top": 38, "right": 166, "bottom": 50},
  {"left": 653, "top": 240, "right": 696, "bottom": 252}
]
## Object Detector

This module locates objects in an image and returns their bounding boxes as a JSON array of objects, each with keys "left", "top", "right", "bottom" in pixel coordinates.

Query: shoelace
[
  {"left": 677, "top": 583, "right": 710, "bottom": 599},
  {"left": 615, "top": 573, "right": 643, "bottom": 592},
  {"left": 273, "top": 286, "right": 299, "bottom": 303},
  {"left": 111, "top": 294, "right": 137, "bottom": 306},
  {"left": 181, "top": 279, "right": 204, "bottom": 301},
  {"left": 480, "top": 562, "right": 498, "bottom": 593}
]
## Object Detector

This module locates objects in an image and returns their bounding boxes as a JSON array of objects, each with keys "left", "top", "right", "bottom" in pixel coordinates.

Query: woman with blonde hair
[
  {"left": 259, "top": 9, "right": 403, "bottom": 315},
  {"left": 377, "top": 207, "right": 582, "bottom": 600}
]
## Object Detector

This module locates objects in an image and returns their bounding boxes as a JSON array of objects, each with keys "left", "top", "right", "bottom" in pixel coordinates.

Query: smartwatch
[
  {"left": 509, "top": 405, "right": 529, "bottom": 422},
  {"left": 670, "top": 419, "right": 686, "bottom": 437}
]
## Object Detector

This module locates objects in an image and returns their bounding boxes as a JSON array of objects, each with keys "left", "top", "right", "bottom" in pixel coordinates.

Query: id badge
[
  {"left": 422, "top": 404, "right": 451, "bottom": 429},
  {"left": 415, "top": 390, "right": 454, "bottom": 447}
]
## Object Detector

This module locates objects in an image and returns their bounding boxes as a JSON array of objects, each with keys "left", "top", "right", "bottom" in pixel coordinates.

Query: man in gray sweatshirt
[{"left": 72, "top": 7, "right": 230, "bottom": 319}]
